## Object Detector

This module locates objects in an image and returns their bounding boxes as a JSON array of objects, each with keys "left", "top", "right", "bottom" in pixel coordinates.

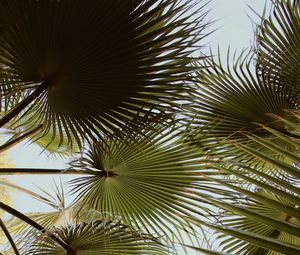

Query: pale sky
[
  {"left": 209, "top": 0, "right": 271, "bottom": 52},
  {"left": 3, "top": 0, "right": 272, "bottom": 249}
]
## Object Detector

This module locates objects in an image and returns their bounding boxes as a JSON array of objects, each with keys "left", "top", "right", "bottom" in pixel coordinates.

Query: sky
[
  {"left": 2, "top": 0, "right": 272, "bottom": 249},
  {"left": 209, "top": 0, "right": 271, "bottom": 52}
]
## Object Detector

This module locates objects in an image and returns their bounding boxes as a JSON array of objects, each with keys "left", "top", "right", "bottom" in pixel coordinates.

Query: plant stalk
[
  {"left": 0, "top": 81, "right": 48, "bottom": 128},
  {"left": 0, "top": 124, "right": 44, "bottom": 153},
  {"left": 0, "top": 217, "right": 20, "bottom": 255},
  {"left": 0, "top": 202, "right": 75, "bottom": 253},
  {"left": 0, "top": 168, "right": 88, "bottom": 175}
]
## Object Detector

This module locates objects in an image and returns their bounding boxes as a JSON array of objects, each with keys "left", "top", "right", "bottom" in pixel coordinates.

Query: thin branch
[
  {"left": 0, "top": 81, "right": 49, "bottom": 128},
  {"left": 0, "top": 124, "right": 44, "bottom": 153},
  {"left": 0, "top": 217, "right": 20, "bottom": 255},
  {"left": 0, "top": 168, "right": 89, "bottom": 175},
  {"left": 0, "top": 202, "right": 75, "bottom": 253}
]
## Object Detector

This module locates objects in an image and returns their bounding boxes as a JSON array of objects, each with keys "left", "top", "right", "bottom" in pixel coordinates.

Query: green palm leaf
[
  {"left": 214, "top": 191, "right": 300, "bottom": 255},
  {"left": 0, "top": 0, "right": 208, "bottom": 148},
  {"left": 26, "top": 219, "right": 169, "bottom": 255},
  {"left": 185, "top": 51, "right": 299, "bottom": 165},
  {"left": 191, "top": 118, "right": 300, "bottom": 255},
  {"left": 5, "top": 182, "right": 77, "bottom": 253},
  {"left": 9, "top": 112, "right": 80, "bottom": 157},
  {"left": 4, "top": 182, "right": 170, "bottom": 254},
  {"left": 257, "top": 0, "right": 300, "bottom": 96},
  {"left": 188, "top": 186, "right": 300, "bottom": 255},
  {"left": 68, "top": 124, "right": 219, "bottom": 244}
]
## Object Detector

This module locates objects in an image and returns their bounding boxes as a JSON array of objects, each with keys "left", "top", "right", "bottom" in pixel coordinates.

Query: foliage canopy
[{"left": 0, "top": 0, "right": 300, "bottom": 255}]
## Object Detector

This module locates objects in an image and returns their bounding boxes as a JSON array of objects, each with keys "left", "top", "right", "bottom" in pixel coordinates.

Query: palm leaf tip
[{"left": 0, "top": 0, "right": 209, "bottom": 143}]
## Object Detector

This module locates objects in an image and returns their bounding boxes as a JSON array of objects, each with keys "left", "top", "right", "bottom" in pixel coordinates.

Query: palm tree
[
  {"left": 1, "top": 0, "right": 300, "bottom": 255},
  {"left": 0, "top": 0, "right": 212, "bottom": 254}
]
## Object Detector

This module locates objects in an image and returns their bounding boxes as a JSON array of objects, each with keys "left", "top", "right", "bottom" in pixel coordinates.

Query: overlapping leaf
[
  {"left": 3, "top": 182, "right": 170, "bottom": 254},
  {"left": 191, "top": 116, "right": 300, "bottom": 255},
  {"left": 214, "top": 190, "right": 300, "bottom": 255},
  {"left": 26, "top": 219, "right": 169, "bottom": 255},
  {"left": 3, "top": 183, "right": 77, "bottom": 252},
  {"left": 257, "top": 0, "right": 300, "bottom": 96},
  {"left": 185, "top": 51, "right": 299, "bottom": 166}
]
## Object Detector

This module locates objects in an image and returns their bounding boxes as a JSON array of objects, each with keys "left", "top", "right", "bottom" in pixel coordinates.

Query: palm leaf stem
[
  {"left": 0, "top": 81, "right": 48, "bottom": 128},
  {"left": 0, "top": 217, "right": 20, "bottom": 255},
  {"left": 0, "top": 124, "right": 43, "bottom": 153},
  {"left": 0, "top": 202, "right": 74, "bottom": 253},
  {"left": 0, "top": 168, "right": 89, "bottom": 175}
]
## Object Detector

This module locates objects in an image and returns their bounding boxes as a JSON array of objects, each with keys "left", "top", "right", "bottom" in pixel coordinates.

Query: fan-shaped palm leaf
[
  {"left": 188, "top": 179, "right": 300, "bottom": 254},
  {"left": 0, "top": 0, "right": 208, "bottom": 148},
  {"left": 5, "top": 114, "right": 79, "bottom": 157},
  {"left": 1, "top": 188, "right": 169, "bottom": 255},
  {"left": 1, "top": 182, "right": 169, "bottom": 254},
  {"left": 185, "top": 51, "right": 299, "bottom": 165},
  {"left": 26, "top": 219, "right": 169, "bottom": 255},
  {"left": 6, "top": 182, "right": 77, "bottom": 248},
  {"left": 68, "top": 124, "right": 224, "bottom": 245},
  {"left": 213, "top": 190, "right": 300, "bottom": 255},
  {"left": 257, "top": 0, "right": 300, "bottom": 96},
  {"left": 190, "top": 117, "right": 300, "bottom": 255}
]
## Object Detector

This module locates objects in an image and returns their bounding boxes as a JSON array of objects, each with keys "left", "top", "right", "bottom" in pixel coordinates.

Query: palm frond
[
  {"left": 212, "top": 190, "right": 300, "bottom": 255},
  {"left": 4, "top": 182, "right": 78, "bottom": 252},
  {"left": 190, "top": 117, "right": 300, "bottom": 255},
  {"left": 185, "top": 50, "right": 299, "bottom": 166},
  {"left": 26, "top": 219, "right": 170, "bottom": 255},
  {"left": 67, "top": 124, "right": 222, "bottom": 246},
  {"left": 0, "top": 0, "right": 209, "bottom": 149},
  {"left": 257, "top": 0, "right": 300, "bottom": 96},
  {"left": 4, "top": 182, "right": 171, "bottom": 254}
]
